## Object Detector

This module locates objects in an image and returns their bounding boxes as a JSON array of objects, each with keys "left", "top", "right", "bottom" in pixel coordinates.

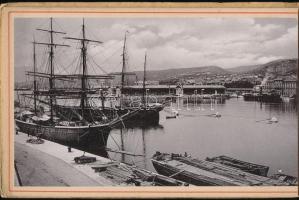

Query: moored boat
[
  {"left": 151, "top": 152, "right": 290, "bottom": 186},
  {"left": 243, "top": 92, "right": 282, "bottom": 103},
  {"left": 15, "top": 18, "right": 138, "bottom": 148},
  {"left": 243, "top": 93, "right": 261, "bottom": 101},
  {"left": 206, "top": 155, "right": 269, "bottom": 177}
]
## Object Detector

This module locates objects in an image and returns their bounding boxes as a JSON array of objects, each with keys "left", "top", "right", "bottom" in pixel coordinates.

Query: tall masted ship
[{"left": 15, "top": 18, "right": 138, "bottom": 148}]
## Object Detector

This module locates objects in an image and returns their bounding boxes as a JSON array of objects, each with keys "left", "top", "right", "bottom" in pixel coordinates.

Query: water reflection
[{"left": 107, "top": 125, "right": 164, "bottom": 169}]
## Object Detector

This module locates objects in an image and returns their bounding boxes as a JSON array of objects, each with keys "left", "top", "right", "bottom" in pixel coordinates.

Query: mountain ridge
[{"left": 131, "top": 58, "right": 297, "bottom": 81}]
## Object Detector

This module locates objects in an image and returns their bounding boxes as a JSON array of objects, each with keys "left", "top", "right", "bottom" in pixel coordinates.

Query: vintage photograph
[{"left": 13, "top": 15, "right": 298, "bottom": 188}]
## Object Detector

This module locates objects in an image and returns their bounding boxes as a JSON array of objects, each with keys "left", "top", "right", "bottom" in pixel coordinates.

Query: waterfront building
[
  {"left": 121, "top": 85, "right": 226, "bottom": 96},
  {"left": 263, "top": 78, "right": 297, "bottom": 97},
  {"left": 135, "top": 80, "right": 160, "bottom": 85}
]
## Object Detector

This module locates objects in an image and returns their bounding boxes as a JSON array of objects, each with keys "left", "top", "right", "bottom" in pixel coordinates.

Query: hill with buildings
[
  {"left": 15, "top": 58, "right": 297, "bottom": 89},
  {"left": 131, "top": 58, "right": 297, "bottom": 85}
]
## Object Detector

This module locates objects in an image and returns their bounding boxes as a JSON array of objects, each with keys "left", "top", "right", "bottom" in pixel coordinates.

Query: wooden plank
[
  {"left": 105, "top": 148, "right": 144, "bottom": 157},
  {"left": 91, "top": 163, "right": 119, "bottom": 169}
]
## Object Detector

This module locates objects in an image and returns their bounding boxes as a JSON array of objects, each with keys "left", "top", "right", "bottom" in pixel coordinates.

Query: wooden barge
[
  {"left": 151, "top": 152, "right": 291, "bottom": 186},
  {"left": 206, "top": 155, "right": 269, "bottom": 177}
]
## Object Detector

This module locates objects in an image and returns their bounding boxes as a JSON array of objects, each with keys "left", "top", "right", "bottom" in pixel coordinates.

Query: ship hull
[
  {"left": 55, "top": 105, "right": 164, "bottom": 127},
  {"left": 243, "top": 94, "right": 282, "bottom": 103},
  {"left": 117, "top": 106, "right": 163, "bottom": 126},
  {"left": 15, "top": 119, "right": 110, "bottom": 148}
]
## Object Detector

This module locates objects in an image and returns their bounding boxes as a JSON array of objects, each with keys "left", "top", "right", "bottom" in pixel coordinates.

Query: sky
[{"left": 14, "top": 17, "right": 298, "bottom": 82}]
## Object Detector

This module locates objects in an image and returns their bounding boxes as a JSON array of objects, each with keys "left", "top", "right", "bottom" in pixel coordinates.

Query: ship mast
[
  {"left": 121, "top": 32, "right": 128, "bottom": 95},
  {"left": 33, "top": 40, "right": 37, "bottom": 114},
  {"left": 81, "top": 19, "right": 87, "bottom": 118},
  {"left": 64, "top": 19, "right": 102, "bottom": 119},
  {"left": 35, "top": 18, "right": 68, "bottom": 123},
  {"left": 142, "top": 52, "right": 147, "bottom": 106}
]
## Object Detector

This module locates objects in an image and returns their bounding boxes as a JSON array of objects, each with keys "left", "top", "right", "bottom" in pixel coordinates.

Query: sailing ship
[
  {"left": 52, "top": 30, "right": 164, "bottom": 127},
  {"left": 107, "top": 33, "right": 164, "bottom": 126},
  {"left": 15, "top": 18, "right": 136, "bottom": 147}
]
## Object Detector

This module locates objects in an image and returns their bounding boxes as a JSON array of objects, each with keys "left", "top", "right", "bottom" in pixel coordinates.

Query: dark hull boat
[
  {"left": 243, "top": 93, "right": 261, "bottom": 101},
  {"left": 116, "top": 105, "right": 163, "bottom": 126},
  {"left": 243, "top": 93, "right": 282, "bottom": 103},
  {"left": 55, "top": 104, "right": 163, "bottom": 127},
  {"left": 15, "top": 119, "right": 110, "bottom": 146},
  {"left": 206, "top": 155, "right": 269, "bottom": 177},
  {"left": 151, "top": 152, "right": 289, "bottom": 186},
  {"left": 261, "top": 93, "right": 282, "bottom": 103},
  {"left": 107, "top": 33, "right": 165, "bottom": 127}
]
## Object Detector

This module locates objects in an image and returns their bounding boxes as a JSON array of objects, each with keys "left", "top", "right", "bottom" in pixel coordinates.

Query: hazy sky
[{"left": 14, "top": 17, "right": 298, "bottom": 81}]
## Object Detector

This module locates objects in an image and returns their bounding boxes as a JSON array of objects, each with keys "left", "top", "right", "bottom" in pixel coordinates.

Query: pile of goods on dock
[
  {"left": 74, "top": 155, "right": 96, "bottom": 164},
  {"left": 26, "top": 138, "right": 44, "bottom": 144},
  {"left": 89, "top": 160, "right": 188, "bottom": 186}
]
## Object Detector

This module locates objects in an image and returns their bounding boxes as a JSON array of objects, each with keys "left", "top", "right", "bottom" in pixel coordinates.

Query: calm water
[{"left": 107, "top": 98, "right": 298, "bottom": 177}]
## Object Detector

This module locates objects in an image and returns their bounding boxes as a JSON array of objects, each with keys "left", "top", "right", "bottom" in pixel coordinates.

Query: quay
[
  {"left": 14, "top": 132, "right": 185, "bottom": 186},
  {"left": 15, "top": 132, "right": 117, "bottom": 186}
]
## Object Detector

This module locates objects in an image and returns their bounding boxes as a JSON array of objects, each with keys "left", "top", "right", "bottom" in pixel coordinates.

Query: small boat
[
  {"left": 268, "top": 116, "right": 278, "bottom": 123},
  {"left": 151, "top": 151, "right": 288, "bottom": 186},
  {"left": 165, "top": 108, "right": 179, "bottom": 119},
  {"left": 230, "top": 93, "right": 238, "bottom": 98},
  {"left": 205, "top": 112, "right": 221, "bottom": 118},
  {"left": 206, "top": 155, "right": 269, "bottom": 177},
  {"left": 166, "top": 115, "right": 177, "bottom": 119}
]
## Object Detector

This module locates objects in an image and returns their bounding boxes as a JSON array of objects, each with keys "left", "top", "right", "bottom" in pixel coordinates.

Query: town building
[{"left": 263, "top": 78, "right": 297, "bottom": 97}]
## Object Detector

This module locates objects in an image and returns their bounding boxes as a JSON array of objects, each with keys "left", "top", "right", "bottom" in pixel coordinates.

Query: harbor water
[{"left": 107, "top": 98, "right": 298, "bottom": 177}]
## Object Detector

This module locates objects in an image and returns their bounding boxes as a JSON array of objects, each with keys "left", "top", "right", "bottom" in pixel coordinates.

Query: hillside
[
  {"left": 228, "top": 59, "right": 298, "bottom": 75},
  {"left": 134, "top": 66, "right": 229, "bottom": 81},
  {"left": 131, "top": 59, "right": 297, "bottom": 82},
  {"left": 227, "top": 64, "right": 262, "bottom": 73},
  {"left": 250, "top": 58, "right": 297, "bottom": 76}
]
